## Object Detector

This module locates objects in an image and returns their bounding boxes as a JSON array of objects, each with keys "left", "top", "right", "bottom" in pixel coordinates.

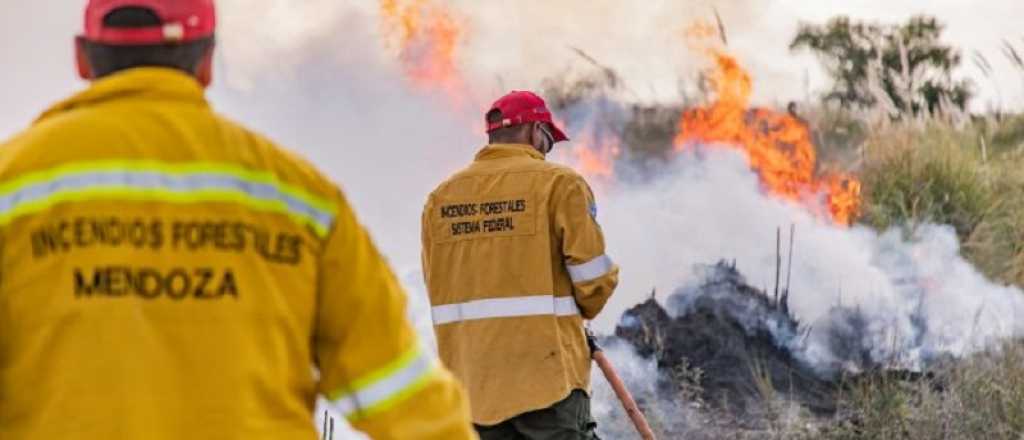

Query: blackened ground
[{"left": 612, "top": 262, "right": 837, "bottom": 416}]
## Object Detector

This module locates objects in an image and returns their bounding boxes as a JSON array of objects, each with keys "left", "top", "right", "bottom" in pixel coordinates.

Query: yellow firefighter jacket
[
  {"left": 422, "top": 143, "right": 619, "bottom": 425},
  {"left": 0, "top": 68, "right": 476, "bottom": 440}
]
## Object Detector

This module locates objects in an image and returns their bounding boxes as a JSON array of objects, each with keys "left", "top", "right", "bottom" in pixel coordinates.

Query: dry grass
[
  {"left": 814, "top": 340, "right": 1024, "bottom": 439},
  {"left": 594, "top": 112, "right": 1024, "bottom": 439},
  {"left": 608, "top": 341, "right": 1024, "bottom": 439},
  {"left": 850, "top": 114, "right": 1024, "bottom": 285},
  {"left": 544, "top": 68, "right": 1024, "bottom": 439}
]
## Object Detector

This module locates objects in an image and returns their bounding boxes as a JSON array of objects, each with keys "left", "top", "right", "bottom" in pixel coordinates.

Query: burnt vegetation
[
  {"left": 544, "top": 15, "right": 1024, "bottom": 438},
  {"left": 614, "top": 262, "right": 835, "bottom": 416},
  {"left": 608, "top": 263, "right": 937, "bottom": 429},
  {"left": 597, "top": 261, "right": 994, "bottom": 439}
]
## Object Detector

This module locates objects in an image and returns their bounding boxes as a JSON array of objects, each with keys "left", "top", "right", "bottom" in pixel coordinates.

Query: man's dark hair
[
  {"left": 486, "top": 109, "right": 530, "bottom": 144},
  {"left": 83, "top": 7, "right": 214, "bottom": 78}
]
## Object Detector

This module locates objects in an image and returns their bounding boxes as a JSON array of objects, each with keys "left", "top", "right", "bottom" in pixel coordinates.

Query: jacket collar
[
  {"left": 36, "top": 67, "right": 208, "bottom": 124},
  {"left": 474, "top": 143, "right": 546, "bottom": 162}
]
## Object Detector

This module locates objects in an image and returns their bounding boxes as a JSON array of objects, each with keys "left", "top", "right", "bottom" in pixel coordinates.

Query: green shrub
[
  {"left": 858, "top": 123, "right": 992, "bottom": 239},
  {"left": 990, "top": 114, "right": 1024, "bottom": 153},
  {"left": 849, "top": 118, "right": 1024, "bottom": 285}
]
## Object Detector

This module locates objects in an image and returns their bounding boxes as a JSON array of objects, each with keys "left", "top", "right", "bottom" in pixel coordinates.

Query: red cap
[
  {"left": 82, "top": 0, "right": 216, "bottom": 45},
  {"left": 486, "top": 91, "right": 569, "bottom": 143}
]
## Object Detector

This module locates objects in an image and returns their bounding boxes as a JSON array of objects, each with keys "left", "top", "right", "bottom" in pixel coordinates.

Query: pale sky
[
  {"left": 2, "top": 0, "right": 1020, "bottom": 267},
  {"left": 1, "top": 1, "right": 1021, "bottom": 259},
  {"left": 2, "top": 1, "right": 1022, "bottom": 139},
  {"left": 449, "top": 0, "right": 1024, "bottom": 111},
  {"left": 3, "top": 3, "right": 1017, "bottom": 437}
]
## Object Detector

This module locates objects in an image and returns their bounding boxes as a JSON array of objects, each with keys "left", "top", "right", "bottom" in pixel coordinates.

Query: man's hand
[{"left": 585, "top": 327, "right": 601, "bottom": 356}]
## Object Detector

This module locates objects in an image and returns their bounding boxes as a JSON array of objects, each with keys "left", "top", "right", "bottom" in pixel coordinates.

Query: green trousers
[{"left": 474, "top": 390, "right": 600, "bottom": 440}]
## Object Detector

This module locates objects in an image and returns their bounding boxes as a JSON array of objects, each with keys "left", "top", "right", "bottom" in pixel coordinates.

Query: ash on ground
[
  {"left": 615, "top": 262, "right": 835, "bottom": 415},
  {"left": 595, "top": 261, "right": 939, "bottom": 437},
  {"left": 612, "top": 261, "right": 835, "bottom": 416}
]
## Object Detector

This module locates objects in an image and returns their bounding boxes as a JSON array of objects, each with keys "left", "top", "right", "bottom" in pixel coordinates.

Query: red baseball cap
[
  {"left": 82, "top": 0, "right": 216, "bottom": 45},
  {"left": 486, "top": 91, "right": 569, "bottom": 143}
]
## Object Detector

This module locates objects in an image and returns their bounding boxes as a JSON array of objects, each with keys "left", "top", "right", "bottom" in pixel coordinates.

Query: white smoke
[
  {"left": 595, "top": 148, "right": 1024, "bottom": 373},
  {"left": 211, "top": 4, "right": 479, "bottom": 438},
  {"left": 589, "top": 339, "right": 703, "bottom": 438},
  {"left": 3, "top": 1, "right": 1024, "bottom": 438},
  {"left": 1, "top": 2, "right": 474, "bottom": 438},
  {"left": 433, "top": 0, "right": 1024, "bottom": 112}
]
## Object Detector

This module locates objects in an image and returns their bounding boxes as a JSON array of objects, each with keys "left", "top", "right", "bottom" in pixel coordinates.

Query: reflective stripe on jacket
[
  {"left": 0, "top": 68, "right": 475, "bottom": 440},
  {"left": 422, "top": 143, "right": 619, "bottom": 425}
]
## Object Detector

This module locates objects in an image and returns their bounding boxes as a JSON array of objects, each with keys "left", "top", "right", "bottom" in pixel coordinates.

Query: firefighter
[
  {"left": 421, "top": 91, "right": 619, "bottom": 439},
  {"left": 0, "top": 1, "right": 476, "bottom": 439}
]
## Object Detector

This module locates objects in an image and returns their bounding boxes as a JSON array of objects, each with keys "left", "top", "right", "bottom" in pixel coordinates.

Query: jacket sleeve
[
  {"left": 553, "top": 174, "right": 619, "bottom": 320},
  {"left": 421, "top": 197, "right": 432, "bottom": 288},
  {"left": 316, "top": 191, "right": 476, "bottom": 440}
]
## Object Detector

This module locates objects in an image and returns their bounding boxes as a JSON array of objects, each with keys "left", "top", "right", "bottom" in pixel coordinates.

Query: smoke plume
[
  {"left": 3, "top": 1, "right": 1024, "bottom": 438},
  {"left": 597, "top": 148, "right": 1024, "bottom": 373}
]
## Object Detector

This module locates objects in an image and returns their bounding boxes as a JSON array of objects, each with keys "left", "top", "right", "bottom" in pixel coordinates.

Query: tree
[{"left": 791, "top": 16, "right": 972, "bottom": 117}]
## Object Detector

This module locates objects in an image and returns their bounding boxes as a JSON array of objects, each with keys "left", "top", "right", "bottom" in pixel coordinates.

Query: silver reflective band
[
  {"left": 328, "top": 349, "right": 435, "bottom": 420},
  {"left": 567, "top": 254, "right": 615, "bottom": 283},
  {"left": 432, "top": 295, "right": 580, "bottom": 325},
  {"left": 0, "top": 169, "right": 336, "bottom": 235}
]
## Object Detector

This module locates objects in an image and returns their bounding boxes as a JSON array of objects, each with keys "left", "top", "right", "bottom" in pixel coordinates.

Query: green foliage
[
  {"left": 858, "top": 125, "right": 992, "bottom": 239},
  {"left": 791, "top": 16, "right": 972, "bottom": 117},
  {"left": 849, "top": 119, "right": 1024, "bottom": 286},
  {"left": 990, "top": 114, "right": 1024, "bottom": 153}
]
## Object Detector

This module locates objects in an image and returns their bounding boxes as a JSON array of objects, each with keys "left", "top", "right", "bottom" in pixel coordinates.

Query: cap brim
[{"left": 550, "top": 123, "right": 569, "bottom": 143}]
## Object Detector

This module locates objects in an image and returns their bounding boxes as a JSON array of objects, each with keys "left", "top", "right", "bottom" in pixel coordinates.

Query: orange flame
[
  {"left": 674, "top": 29, "right": 861, "bottom": 225},
  {"left": 573, "top": 142, "right": 618, "bottom": 180},
  {"left": 549, "top": 113, "right": 621, "bottom": 192},
  {"left": 379, "top": 0, "right": 467, "bottom": 105},
  {"left": 570, "top": 133, "right": 621, "bottom": 193}
]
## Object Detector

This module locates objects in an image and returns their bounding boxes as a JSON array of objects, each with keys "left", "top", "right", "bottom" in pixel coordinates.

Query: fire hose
[{"left": 587, "top": 329, "right": 657, "bottom": 440}]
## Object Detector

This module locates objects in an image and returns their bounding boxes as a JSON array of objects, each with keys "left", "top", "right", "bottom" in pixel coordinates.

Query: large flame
[
  {"left": 568, "top": 131, "right": 621, "bottom": 193},
  {"left": 548, "top": 112, "right": 621, "bottom": 192},
  {"left": 674, "top": 36, "right": 861, "bottom": 224},
  {"left": 373, "top": 8, "right": 861, "bottom": 223},
  {"left": 379, "top": 0, "right": 468, "bottom": 105}
]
